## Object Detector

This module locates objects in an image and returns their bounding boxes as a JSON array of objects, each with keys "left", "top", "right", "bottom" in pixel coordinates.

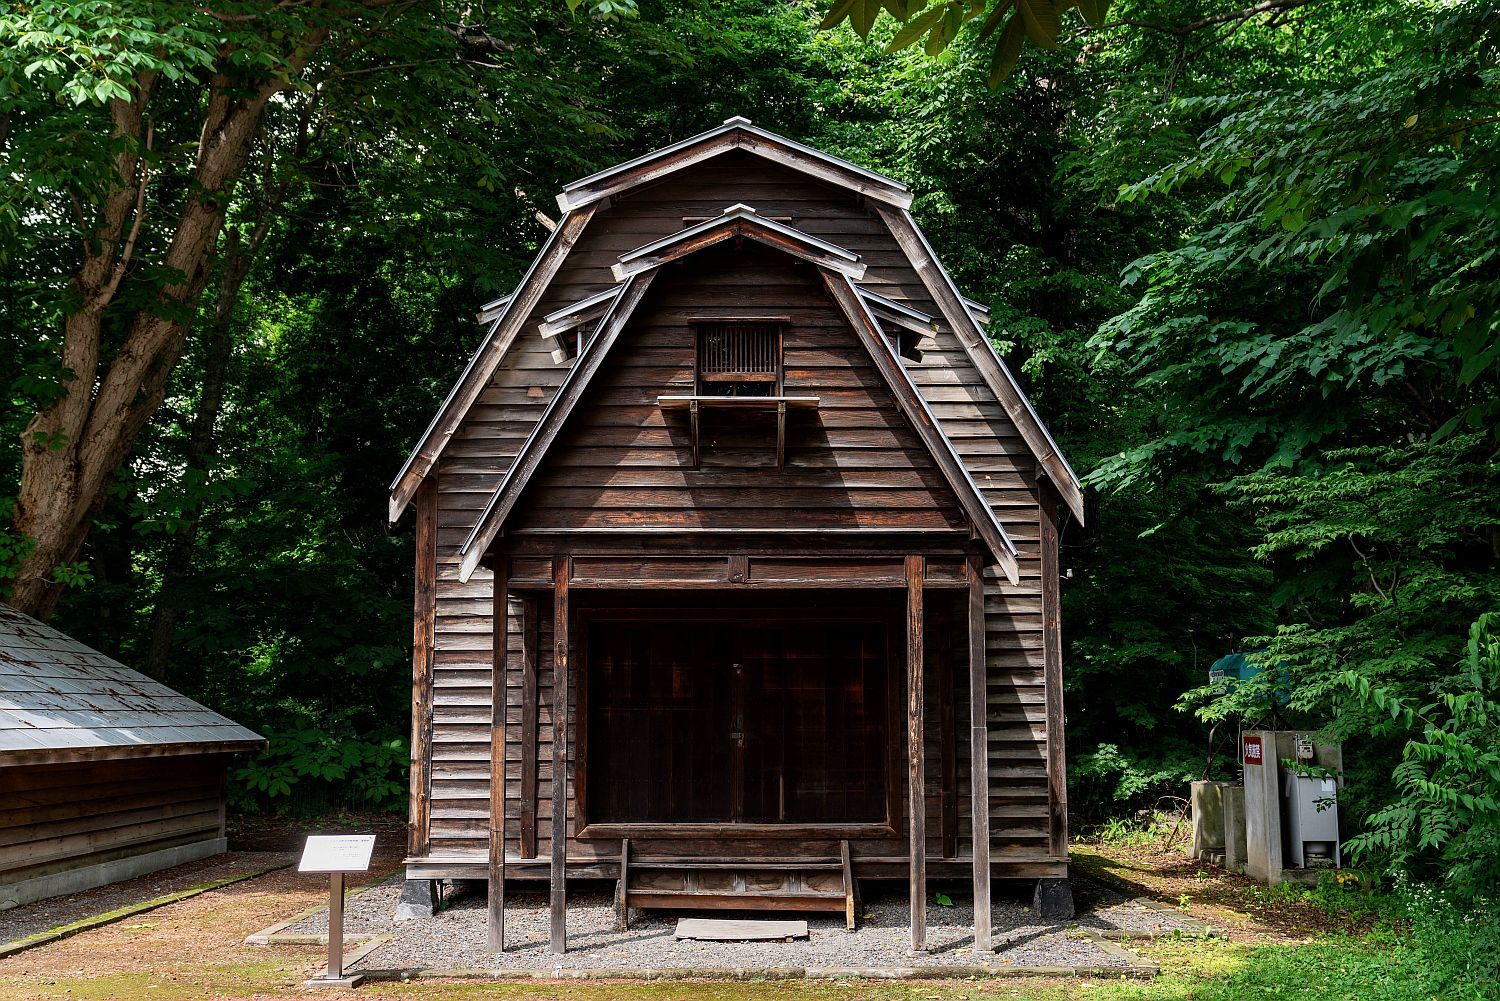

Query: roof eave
[
  {"left": 557, "top": 118, "right": 913, "bottom": 214},
  {"left": 0, "top": 737, "right": 267, "bottom": 769}
]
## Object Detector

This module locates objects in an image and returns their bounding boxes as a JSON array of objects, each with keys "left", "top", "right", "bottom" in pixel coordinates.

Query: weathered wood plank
[
  {"left": 1040, "top": 482, "right": 1068, "bottom": 859},
  {"left": 969, "top": 551, "right": 993, "bottom": 954},
  {"left": 409, "top": 479, "right": 437, "bottom": 858},
  {"left": 520, "top": 597, "right": 539, "bottom": 859},
  {"left": 486, "top": 561, "right": 508, "bottom": 952},
  {"left": 906, "top": 554, "right": 926, "bottom": 953},
  {"left": 674, "top": 917, "right": 809, "bottom": 941},
  {"left": 550, "top": 555, "right": 570, "bottom": 954}
]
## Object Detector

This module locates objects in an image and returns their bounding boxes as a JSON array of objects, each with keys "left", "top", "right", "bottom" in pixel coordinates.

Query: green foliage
[
  {"left": 1341, "top": 615, "right": 1500, "bottom": 897},
  {"left": 1089, "top": 811, "right": 1174, "bottom": 848},
  {"left": 1084, "top": 1, "right": 1500, "bottom": 889},
  {"left": 818, "top": 0, "right": 1111, "bottom": 85},
  {"left": 1072, "top": 743, "right": 1198, "bottom": 816},
  {"left": 235, "top": 725, "right": 408, "bottom": 814}
]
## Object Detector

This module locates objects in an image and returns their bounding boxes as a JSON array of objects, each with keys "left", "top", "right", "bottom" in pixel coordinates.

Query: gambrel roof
[
  {"left": 556, "top": 116, "right": 913, "bottom": 213},
  {"left": 0, "top": 604, "right": 264, "bottom": 766},
  {"left": 389, "top": 118, "right": 1085, "bottom": 527},
  {"left": 452, "top": 213, "right": 1022, "bottom": 584}
]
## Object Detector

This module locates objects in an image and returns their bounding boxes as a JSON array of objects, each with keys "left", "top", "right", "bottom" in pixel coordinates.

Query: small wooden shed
[
  {"left": 392, "top": 118, "right": 1083, "bottom": 952},
  {"left": 0, "top": 603, "right": 264, "bottom": 909}
]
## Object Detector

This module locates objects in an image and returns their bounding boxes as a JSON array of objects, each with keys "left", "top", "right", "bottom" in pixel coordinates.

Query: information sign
[{"left": 299, "top": 835, "right": 376, "bottom": 874}]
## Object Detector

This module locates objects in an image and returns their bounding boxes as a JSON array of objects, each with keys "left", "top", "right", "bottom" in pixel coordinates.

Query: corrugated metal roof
[{"left": 0, "top": 603, "right": 264, "bottom": 764}]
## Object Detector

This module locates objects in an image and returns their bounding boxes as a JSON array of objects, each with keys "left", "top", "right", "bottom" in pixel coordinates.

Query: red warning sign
[{"left": 1243, "top": 734, "right": 1264, "bottom": 766}]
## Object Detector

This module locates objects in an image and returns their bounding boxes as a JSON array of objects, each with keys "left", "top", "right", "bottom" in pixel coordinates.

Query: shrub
[
  {"left": 1344, "top": 614, "right": 1500, "bottom": 899},
  {"left": 234, "top": 724, "right": 408, "bottom": 814}
]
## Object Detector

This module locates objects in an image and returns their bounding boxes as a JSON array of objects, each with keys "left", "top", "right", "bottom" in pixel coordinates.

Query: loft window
[{"left": 694, "top": 321, "right": 783, "bottom": 397}]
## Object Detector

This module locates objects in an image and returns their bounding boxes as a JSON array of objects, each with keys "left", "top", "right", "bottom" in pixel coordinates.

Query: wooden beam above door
[{"left": 503, "top": 554, "right": 974, "bottom": 590}]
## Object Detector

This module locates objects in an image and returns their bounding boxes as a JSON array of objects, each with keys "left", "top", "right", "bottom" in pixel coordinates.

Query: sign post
[{"left": 299, "top": 835, "right": 376, "bottom": 989}]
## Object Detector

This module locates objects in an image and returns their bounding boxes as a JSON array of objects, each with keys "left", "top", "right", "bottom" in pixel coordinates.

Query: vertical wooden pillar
[
  {"left": 549, "top": 555, "right": 571, "bottom": 954},
  {"left": 938, "top": 606, "right": 958, "bottom": 860},
  {"left": 905, "top": 554, "right": 926, "bottom": 952},
  {"left": 486, "top": 560, "right": 509, "bottom": 952},
  {"left": 520, "top": 598, "right": 539, "bottom": 859},
  {"left": 407, "top": 479, "right": 437, "bottom": 859},
  {"left": 1040, "top": 484, "right": 1069, "bottom": 857},
  {"left": 968, "top": 550, "right": 992, "bottom": 953}
]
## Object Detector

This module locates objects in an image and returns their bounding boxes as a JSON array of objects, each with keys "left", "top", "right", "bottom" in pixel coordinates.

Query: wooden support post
[
  {"left": 1040, "top": 484, "right": 1069, "bottom": 857},
  {"left": 520, "top": 598, "right": 539, "bottom": 859},
  {"left": 905, "top": 554, "right": 927, "bottom": 953},
  {"left": 549, "top": 556, "right": 571, "bottom": 954},
  {"left": 968, "top": 550, "right": 992, "bottom": 953},
  {"left": 407, "top": 479, "right": 437, "bottom": 860},
  {"left": 616, "top": 837, "right": 631, "bottom": 930},
  {"left": 840, "top": 839, "right": 857, "bottom": 932},
  {"left": 938, "top": 606, "right": 958, "bottom": 860},
  {"left": 486, "top": 561, "right": 508, "bottom": 952}
]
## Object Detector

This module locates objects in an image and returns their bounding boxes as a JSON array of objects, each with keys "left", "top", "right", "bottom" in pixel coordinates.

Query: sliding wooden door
[{"left": 585, "top": 610, "right": 890, "bottom": 827}]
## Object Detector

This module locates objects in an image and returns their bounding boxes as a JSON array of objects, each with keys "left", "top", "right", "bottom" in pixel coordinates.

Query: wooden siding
[
  {"left": 413, "top": 149, "right": 1060, "bottom": 871},
  {"left": 0, "top": 755, "right": 227, "bottom": 892},
  {"left": 508, "top": 241, "right": 965, "bottom": 534}
]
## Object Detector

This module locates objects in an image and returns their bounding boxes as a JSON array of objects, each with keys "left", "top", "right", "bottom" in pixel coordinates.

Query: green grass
[{"left": 8, "top": 932, "right": 1491, "bottom": 1001}]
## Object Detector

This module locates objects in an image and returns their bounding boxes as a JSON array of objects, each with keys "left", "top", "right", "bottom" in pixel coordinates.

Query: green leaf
[
  {"left": 819, "top": 0, "right": 858, "bottom": 30},
  {"left": 1016, "top": 0, "right": 1060, "bottom": 48},
  {"left": 887, "top": 4, "right": 946, "bottom": 51},
  {"left": 1075, "top": 0, "right": 1110, "bottom": 26},
  {"left": 852, "top": 0, "right": 884, "bottom": 36},
  {"left": 987, "top": 11, "right": 1027, "bottom": 86},
  {"left": 926, "top": 5, "right": 963, "bottom": 55},
  {"left": 978, "top": 0, "right": 1015, "bottom": 40}
]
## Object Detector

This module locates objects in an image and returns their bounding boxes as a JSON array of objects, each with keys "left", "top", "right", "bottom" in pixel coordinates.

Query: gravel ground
[
  {"left": 0, "top": 851, "right": 290, "bottom": 946},
  {"left": 350, "top": 881, "right": 1134, "bottom": 973},
  {"left": 284, "top": 875, "right": 410, "bottom": 937}
]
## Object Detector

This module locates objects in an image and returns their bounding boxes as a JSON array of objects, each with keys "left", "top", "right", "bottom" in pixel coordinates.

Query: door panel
[
  {"left": 739, "top": 621, "right": 888, "bottom": 823},
  {"left": 587, "top": 620, "right": 733, "bottom": 822},
  {"left": 587, "top": 612, "right": 890, "bottom": 826}
]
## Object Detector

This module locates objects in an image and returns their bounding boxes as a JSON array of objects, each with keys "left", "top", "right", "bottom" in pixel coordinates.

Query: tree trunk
[{"left": 6, "top": 31, "right": 329, "bottom": 619}]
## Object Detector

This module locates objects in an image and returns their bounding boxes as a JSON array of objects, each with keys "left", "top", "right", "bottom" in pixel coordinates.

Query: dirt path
[{"left": 1070, "top": 842, "right": 1370, "bottom": 944}]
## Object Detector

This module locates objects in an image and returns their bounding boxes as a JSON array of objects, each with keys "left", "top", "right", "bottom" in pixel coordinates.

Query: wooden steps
[{"left": 616, "top": 839, "right": 860, "bottom": 931}]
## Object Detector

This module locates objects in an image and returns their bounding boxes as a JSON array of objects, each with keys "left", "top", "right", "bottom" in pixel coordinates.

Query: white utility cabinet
[{"left": 1284, "top": 771, "right": 1340, "bottom": 868}]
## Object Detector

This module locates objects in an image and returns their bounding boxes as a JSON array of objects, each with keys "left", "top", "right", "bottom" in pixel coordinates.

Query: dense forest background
[{"left": 2, "top": 1, "right": 1496, "bottom": 897}]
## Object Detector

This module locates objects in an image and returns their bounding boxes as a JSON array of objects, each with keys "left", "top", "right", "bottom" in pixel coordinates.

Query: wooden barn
[
  {"left": 391, "top": 118, "right": 1084, "bottom": 952},
  {"left": 0, "top": 603, "right": 263, "bottom": 909}
]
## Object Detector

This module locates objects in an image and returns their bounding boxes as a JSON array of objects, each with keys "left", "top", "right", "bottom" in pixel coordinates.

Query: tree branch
[{"left": 1105, "top": 0, "right": 1324, "bottom": 37}]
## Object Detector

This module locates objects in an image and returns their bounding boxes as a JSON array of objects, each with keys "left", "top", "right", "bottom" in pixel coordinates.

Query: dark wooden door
[{"left": 587, "top": 613, "right": 889, "bottom": 826}]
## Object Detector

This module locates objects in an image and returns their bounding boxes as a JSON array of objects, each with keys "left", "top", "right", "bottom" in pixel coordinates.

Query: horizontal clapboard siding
[
  {"left": 0, "top": 755, "right": 226, "bottom": 890},
  {"left": 415, "top": 149, "right": 1062, "bottom": 869}
]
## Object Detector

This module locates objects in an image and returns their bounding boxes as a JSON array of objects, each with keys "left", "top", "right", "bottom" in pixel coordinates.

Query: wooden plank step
[
  {"left": 631, "top": 887, "right": 844, "bottom": 900},
  {"left": 616, "top": 838, "right": 860, "bottom": 933},
  {"left": 676, "top": 918, "right": 809, "bottom": 942},
  {"left": 631, "top": 891, "right": 842, "bottom": 912},
  {"left": 632, "top": 860, "right": 841, "bottom": 871}
]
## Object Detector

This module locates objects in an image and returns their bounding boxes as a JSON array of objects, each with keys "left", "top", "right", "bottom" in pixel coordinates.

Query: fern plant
[{"left": 1344, "top": 614, "right": 1500, "bottom": 898}]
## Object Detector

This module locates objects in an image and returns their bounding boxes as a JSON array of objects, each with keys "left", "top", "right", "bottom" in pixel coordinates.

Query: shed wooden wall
[
  {"left": 410, "top": 149, "right": 1062, "bottom": 875},
  {"left": 0, "top": 754, "right": 227, "bottom": 907}
]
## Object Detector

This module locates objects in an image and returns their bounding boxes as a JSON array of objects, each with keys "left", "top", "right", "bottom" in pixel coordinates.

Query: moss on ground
[{"left": 0, "top": 936, "right": 1447, "bottom": 1001}]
